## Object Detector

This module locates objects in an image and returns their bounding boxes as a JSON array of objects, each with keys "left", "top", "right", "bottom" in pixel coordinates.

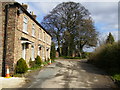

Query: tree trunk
[{"left": 57, "top": 35, "right": 61, "bottom": 57}]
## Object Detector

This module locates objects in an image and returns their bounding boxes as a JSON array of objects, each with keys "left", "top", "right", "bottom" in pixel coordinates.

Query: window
[
  {"left": 32, "top": 24, "right": 35, "bottom": 37},
  {"left": 23, "top": 16, "right": 28, "bottom": 33},
  {"left": 43, "top": 32, "right": 45, "bottom": 41},
  {"left": 39, "top": 29, "right": 42, "bottom": 40}
]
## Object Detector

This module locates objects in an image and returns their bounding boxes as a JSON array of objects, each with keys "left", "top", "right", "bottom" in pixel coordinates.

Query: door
[
  {"left": 31, "top": 45, "right": 34, "bottom": 61},
  {"left": 22, "top": 44, "right": 26, "bottom": 60}
]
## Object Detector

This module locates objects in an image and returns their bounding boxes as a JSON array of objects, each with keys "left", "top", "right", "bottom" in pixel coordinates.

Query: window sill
[
  {"left": 23, "top": 31, "right": 28, "bottom": 34},
  {"left": 32, "top": 35, "right": 35, "bottom": 38}
]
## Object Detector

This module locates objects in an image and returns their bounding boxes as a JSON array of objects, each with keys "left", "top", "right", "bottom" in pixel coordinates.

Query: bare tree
[{"left": 42, "top": 2, "right": 98, "bottom": 57}]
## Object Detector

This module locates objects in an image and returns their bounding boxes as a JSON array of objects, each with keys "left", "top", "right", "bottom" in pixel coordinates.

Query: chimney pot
[
  {"left": 32, "top": 15, "right": 37, "bottom": 19},
  {"left": 22, "top": 4, "right": 28, "bottom": 10},
  {"left": 31, "top": 11, "right": 37, "bottom": 19}
]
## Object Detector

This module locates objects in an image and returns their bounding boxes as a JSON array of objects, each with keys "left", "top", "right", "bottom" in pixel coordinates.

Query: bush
[
  {"left": 88, "top": 42, "right": 120, "bottom": 74},
  {"left": 15, "top": 58, "right": 28, "bottom": 74},
  {"left": 29, "top": 58, "right": 36, "bottom": 68},
  {"left": 81, "top": 52, "right": 91, "bottom": 58},
  {"left": 35, "top": 56, "right": 43, "bottom": 66},
  {"left": 51, "top": 59, "right": 55, "bottom": 63}
]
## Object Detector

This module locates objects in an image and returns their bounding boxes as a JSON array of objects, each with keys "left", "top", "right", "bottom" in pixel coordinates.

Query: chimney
[
  {"left": 22, "top": 3, "right": 28, "bottom": 10},
  {"left": 31, "top": 11, "right": 37, "bottom": 19}
]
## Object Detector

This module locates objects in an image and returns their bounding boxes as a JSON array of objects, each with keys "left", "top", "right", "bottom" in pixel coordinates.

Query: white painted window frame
[
  {"left": 23, "top": 16, "right": 28, "bottom": 34},
  {"left": 32, "top": 24, "right": 35, "bottom": 37}
]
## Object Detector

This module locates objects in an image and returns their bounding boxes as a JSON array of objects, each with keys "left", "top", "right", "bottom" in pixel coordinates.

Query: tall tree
[
  {"left": 106, "top": 32, "right": 115, "bottom": 44},
  {"left": 50, "top": 42, "right": 56, "bottom": 59},
  {"left": 42, "top": 2, "right": 98, "bottom": 57},
  {"left": 75, "top": 18, "right": 98, "bottom": 56}
]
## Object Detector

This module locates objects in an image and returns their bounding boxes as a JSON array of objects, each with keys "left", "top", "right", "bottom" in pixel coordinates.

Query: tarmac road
[{"left": 23, "top": 59, "right": 117, "bottom": 88}]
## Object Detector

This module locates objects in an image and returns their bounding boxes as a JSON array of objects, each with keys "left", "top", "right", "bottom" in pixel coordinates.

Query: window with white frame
[
  {"left": 32, "top": 24, "right": 35, "bottom": 37},
  {"left": 39, "top": 29, "right": 42, "bottom": 40},
  {"left": 43, "top": 32, "right": 45, "bottom": 41},
  {"left": 23, "top": 16, "right": 28, "bottom": 33}
]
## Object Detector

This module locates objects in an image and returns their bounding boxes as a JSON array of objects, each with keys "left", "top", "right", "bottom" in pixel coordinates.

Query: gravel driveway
[{"left": 23, "top": 59, "right": 117, "bottom": 88}]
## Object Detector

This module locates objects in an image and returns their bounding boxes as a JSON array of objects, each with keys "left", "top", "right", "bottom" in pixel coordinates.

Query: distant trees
[
  {"left": 42, "top": 2, "right": 98, "bottom": 57},
  {"left": 106, "top": 32, "right": 115, "bottom": 44}
]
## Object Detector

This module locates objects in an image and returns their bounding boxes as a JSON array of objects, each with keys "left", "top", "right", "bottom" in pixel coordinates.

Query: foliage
[
  {"left": 50, "top": 42, "right": 56, "bottom": 59},
  {"left": 43, "top": 62, "right": 48, "bottom": 65},
  {"left": 81, "top": 52, "right": 91, "bottom": 58},
  {"left": 88, "top": 41, "right": 120, "bottom": 76},
  {"left": 35, "top": 56, "right": 43, "bottom": 66},
  {"left": 29, "top": 58, "right": 36, "bottom": 68},
  {"left": 106, "top": 32, "right": 115, "bottom": 44},
  {"left": 15, "top": 58, "right": 28, "bottom": 74},
  {"left": 42, "top": 2, "right": 98, "bottom": 57},
  {"left": 112, "top": 74, "right": 120, "bottom": 81},
  {"left": 51, "top": 59, "right": 55, "bottom": 63},
  {"left": 62, "top": 56, "right": 82, "bottom": 59},
  {"left": 28, "top": 65, "right": 40, "bottom": 70}
]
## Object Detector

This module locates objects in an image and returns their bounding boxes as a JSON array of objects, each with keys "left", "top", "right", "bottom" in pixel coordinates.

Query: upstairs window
[
  {"left": 39, "top": 29, "right": 42, "bottom": 40},
  {"left": 32, "top": 24, "right": 35, "bottom": 37},
  {"left": 23, "top": 16, "right": 28, "bottom": 33}
]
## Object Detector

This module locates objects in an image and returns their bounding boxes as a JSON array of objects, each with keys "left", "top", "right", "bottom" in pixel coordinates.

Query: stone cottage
[{"left": 0, "top": 1, "right": 51, "bottom": 76}]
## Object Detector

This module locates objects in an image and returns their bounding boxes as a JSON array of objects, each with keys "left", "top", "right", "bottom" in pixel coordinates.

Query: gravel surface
[{"left": 23, "top": 59, "right": 117, "bottom": 88}]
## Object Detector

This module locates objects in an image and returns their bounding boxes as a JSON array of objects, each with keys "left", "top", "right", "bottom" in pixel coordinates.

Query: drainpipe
[{"left": 2, "top": 4, "right": 9, "bottom": 77}]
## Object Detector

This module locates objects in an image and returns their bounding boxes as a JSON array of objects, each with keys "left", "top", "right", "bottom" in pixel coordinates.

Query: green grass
[
  {"left": 112, "top": 74, "right": 120, "bottom": 81},
  {"left": 61, "top": 56, "right": 83, "bottom": 59},
  {"left": 28, "top": 65, "right": 41, "bottom": 70},
  {"left": 13, "top": 73, "right": 23, "bottom": 77}
]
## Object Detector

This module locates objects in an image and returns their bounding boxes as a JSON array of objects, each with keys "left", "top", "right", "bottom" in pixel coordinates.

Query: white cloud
[{"left": 15, "top": 0, "right": 119, "bottom": 42}]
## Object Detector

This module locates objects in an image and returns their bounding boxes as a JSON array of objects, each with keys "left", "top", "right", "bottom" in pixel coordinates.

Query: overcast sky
[{"left": 16, "top": 0, "right": 119, "bottom": 52}]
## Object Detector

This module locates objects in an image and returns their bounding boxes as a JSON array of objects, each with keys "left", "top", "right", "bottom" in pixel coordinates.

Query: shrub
[
  {"left": 29, "top": 58, "right": 36, "bottom": 68},
  {"left": 15, "top": 58, "right": 28, "bottom": 74},
  {"left": 35, "top": 56, "right": 43, "bottom": 66},
  {"left": 51, "top": 59, "right": 55, "bottom": 63},
  {"left": 88, "top": 42, "right": 120, "bottom": 74},
  {"left": 81, "top": 52, "right": 91, "bottom": 58}
]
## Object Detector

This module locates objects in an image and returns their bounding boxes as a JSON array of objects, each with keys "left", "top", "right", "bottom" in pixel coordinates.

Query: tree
[
  {"left": 42, "top": 2, "right": 98, "bottom": 57},
  {"left": 75, "top": 18, "right": 98, "bottom": 56},
  {"left": 106, "top": 32, "right": 115, "bottom": 44},
  {"left": 50, "top": 42, "right": 56, "bottom": 59}
]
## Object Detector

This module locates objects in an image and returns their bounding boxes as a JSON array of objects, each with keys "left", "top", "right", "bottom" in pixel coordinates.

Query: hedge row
[{"left": 88, "top": 42, "right": 120, "bottom": 74}]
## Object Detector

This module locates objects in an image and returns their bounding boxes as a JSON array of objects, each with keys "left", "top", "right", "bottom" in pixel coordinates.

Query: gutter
[{"left": 2, "top": 4, "right": 9, "bottom": 77}]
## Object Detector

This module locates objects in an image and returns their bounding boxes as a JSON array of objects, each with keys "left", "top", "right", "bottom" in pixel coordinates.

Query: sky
[{"left": 15, "top": 0, "right": 119, "bottom": 52}]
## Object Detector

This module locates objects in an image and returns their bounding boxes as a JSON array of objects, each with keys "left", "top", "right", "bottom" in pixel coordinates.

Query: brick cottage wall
[
  {"left": 0, "top": 1, "right": 15, "bottom": 76},
  {"left": 0, "top": 2, "right": 51, "bottom": 76},
  {"left": 6, "top": 7, "right": 17, "bottom": 75},
  {"left": 0, "top": 2, "right": 3, "bottom": 76}
]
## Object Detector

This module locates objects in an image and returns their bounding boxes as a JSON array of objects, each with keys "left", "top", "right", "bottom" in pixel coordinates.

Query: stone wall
[
  {"left": 0, "top": 2, "right": 51, "bottom": 76},
  {"left": 0, "top": 2, "right": 3, "bottom": 76},
  {"left": 5, "top": 7, "right": 17, "bottom": 75}
]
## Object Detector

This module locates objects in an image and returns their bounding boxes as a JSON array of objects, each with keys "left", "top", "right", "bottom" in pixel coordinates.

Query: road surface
[{"left": 23, "top": 59, "right": 117, "bottom": 88}]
